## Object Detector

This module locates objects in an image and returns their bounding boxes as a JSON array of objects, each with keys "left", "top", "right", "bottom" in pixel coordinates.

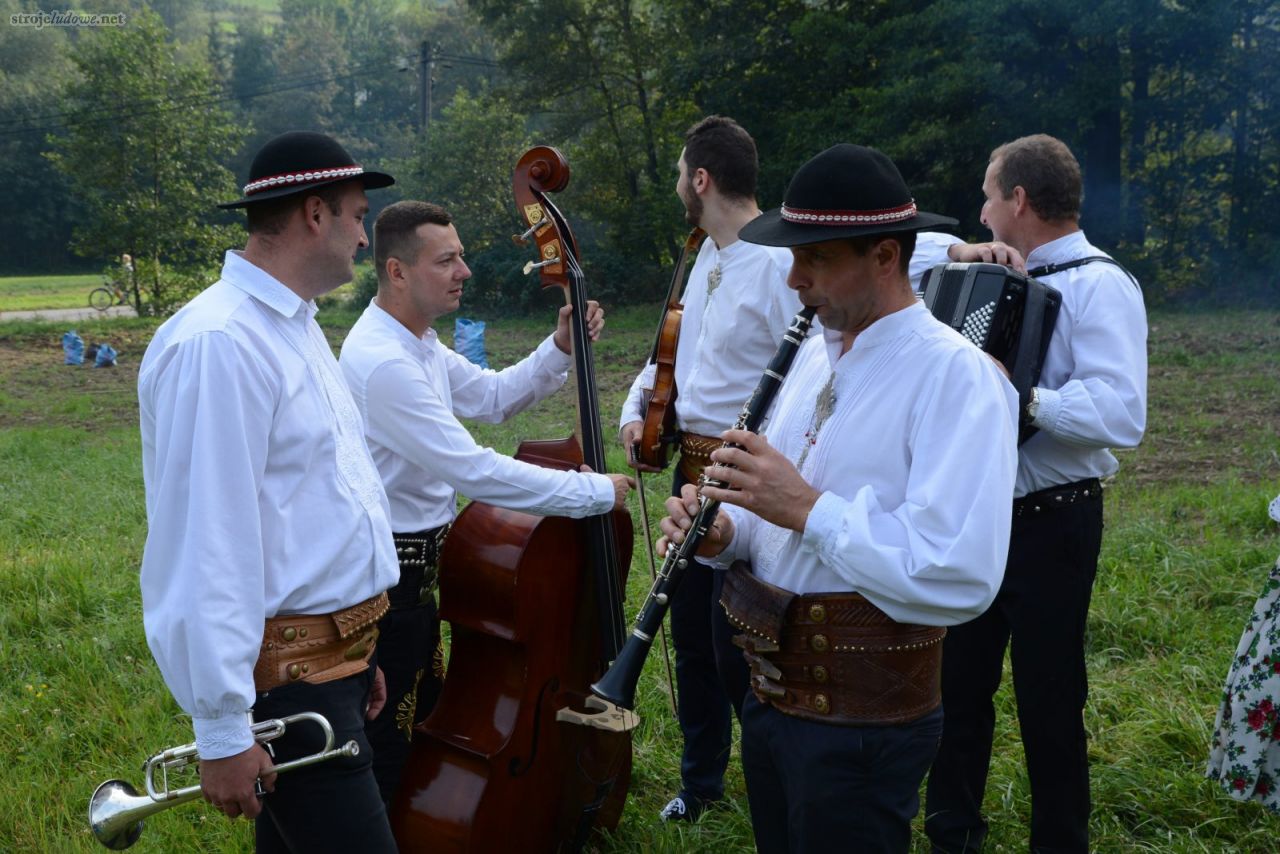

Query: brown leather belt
[
  {"left": 254, "top": 592, "right": 389, "bottom": 692},
  {"left": 720, "top": 562, "right": 944, "bottom": 726},
  {"left": 678, "top": 431, "right": 722, "bottom": 483}
]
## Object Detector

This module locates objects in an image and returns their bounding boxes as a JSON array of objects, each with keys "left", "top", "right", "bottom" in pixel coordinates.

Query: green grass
[
  {"left": 2, "top": 306, "right": 1279, "bottom": 851},
  {"left": 0, "top": 274, "right": 104, "bottom": 312}
]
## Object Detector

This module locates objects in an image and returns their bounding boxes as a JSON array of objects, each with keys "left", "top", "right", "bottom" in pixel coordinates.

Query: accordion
[{"left": 919, "top": 261, "right": 1061, "bottom": 408}]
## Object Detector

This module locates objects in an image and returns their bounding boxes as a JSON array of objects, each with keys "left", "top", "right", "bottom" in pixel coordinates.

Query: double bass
[{"left": 389, "top": 148, "right": 636, "bottom": 851}]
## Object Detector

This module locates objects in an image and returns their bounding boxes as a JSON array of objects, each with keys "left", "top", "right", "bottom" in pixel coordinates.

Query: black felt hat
[
  {"left": 740, "top": 143, "right": 956, "bottom": 247},
  {"left": 217, "top": 131, "right": 395, "bottom": 209}
]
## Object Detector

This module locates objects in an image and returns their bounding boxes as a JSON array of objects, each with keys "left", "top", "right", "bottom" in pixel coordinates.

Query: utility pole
[{"left": 418, "top": 41, "right": 434, "bottom": 133}]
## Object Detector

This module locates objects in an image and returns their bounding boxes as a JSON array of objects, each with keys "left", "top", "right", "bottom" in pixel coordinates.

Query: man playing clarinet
[{"left": 659, "top": 143, "right": 1018, "bottom": 853}]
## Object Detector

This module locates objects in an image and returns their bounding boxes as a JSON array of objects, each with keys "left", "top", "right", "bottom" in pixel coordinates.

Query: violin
[
  {"left": 632, "top": 228, "right": 707, "bottom": 470},
  {"left": 389, "top": 147, "right": 636, "bottom": 853}
]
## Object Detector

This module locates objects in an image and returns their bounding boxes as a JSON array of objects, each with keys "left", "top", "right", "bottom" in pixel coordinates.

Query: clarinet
[{"left": 591, "top": 306, "right": 817, "bottom": 711}]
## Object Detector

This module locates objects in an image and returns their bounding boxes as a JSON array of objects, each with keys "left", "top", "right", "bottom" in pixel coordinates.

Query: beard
[{"left": 681, "top": 185, "right": 703, "bottom": 227}]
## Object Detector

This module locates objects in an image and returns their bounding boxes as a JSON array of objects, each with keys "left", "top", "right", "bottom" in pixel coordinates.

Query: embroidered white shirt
[
  {"left": 138, "top": 251, "right": 398, "bottom": 760},
  {"left": 715, "top": 301, "right": 1019, "bottom": 626},
  {"left": 340, "top": 300, "right": 615, "bottom": 532},
  {"left": 1020, "top": 231, "right": 1148, "bottom": 496}
]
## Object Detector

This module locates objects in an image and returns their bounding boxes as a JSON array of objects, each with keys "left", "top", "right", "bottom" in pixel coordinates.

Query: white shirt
[
  {"left": 1019, "top": 231, "right": 1147, "bottom": 496},
  {"left": 621, "top": 237, "right": 800, "bottom": 436},
  {"left": 138, "top": 251, "right": 398, "bottom": 760},
  {"left": 715, "top": 301, "right": 1018, "bottom": 626},
  {"left": 910, "top": 231, "right": 964, "bottom": 291},
  {"left": 340, "top": 300, "right": 615, "bottom": 531}
]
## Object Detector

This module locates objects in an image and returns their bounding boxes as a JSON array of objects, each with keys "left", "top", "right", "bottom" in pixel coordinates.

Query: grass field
[
  {"left": 1, "top": 304, "right": 1278, "bottom": 852},
  {"left": 0, "top": 274, "right": 105, "bottom": 312}
]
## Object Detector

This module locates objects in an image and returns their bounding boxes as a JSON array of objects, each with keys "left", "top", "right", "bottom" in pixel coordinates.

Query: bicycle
[{"left": 89, "top": 279, "right": 131, "bottom": 311}]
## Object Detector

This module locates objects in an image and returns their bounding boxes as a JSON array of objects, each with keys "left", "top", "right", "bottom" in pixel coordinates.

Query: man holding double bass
[{"left": 619, "top": 115, "right": 802, "bottom": 823}]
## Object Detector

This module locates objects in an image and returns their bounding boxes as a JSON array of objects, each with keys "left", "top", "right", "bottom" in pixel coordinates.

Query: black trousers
[
  {"left": 667, "top": 466, "right": 752, "bottom": 803},
  {"left": 253, "top": 665, "right": 397, "bottom": 853},
  {"left": 742, "top": 693, "right": 944, "bottom": 853},
  {"left": 365, "top": 593, "right": 445, "bottom": 805},
  {"left": 925, "top": 493, "right": 1104, "bottom": 853}
]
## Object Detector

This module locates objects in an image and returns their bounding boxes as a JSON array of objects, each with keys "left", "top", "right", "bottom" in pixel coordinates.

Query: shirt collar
[
  {"left": 823, "top": 301, "right": 930, "bottom": 367},
  {"left": 222, "top": 250, "right": 314, "bottom": 321},
  {"left": 1025, "top": 230, "right": 1090, "bottom": 269},
  {"left": 364, "top": 298, "right": 435, "bottom": 356}
]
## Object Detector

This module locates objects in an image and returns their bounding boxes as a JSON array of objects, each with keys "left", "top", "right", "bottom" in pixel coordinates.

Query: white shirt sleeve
[
  {"left": 363, "top": 356, "right": 615, "bottom": 518},
  {"left": 798, "top": 354, "right": 1017, "bottom": 625},
  {"left": 140, "top": 331, "right": 272, "bottom": 759},
  {"left": 620, "top": 361, "right": 658, "bottom": 429},
  {"left": 446, "top": 333, "right": 574, "bottom": 424},
  {"left": 1031, "top": 271, "right": 1147, "bottom": 449}
]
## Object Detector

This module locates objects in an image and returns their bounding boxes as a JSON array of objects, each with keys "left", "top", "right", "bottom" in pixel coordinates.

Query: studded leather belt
[
  {"left": 1013, "top": 477, "right": 1102, "bottom": 519},
  {"left": 390, "top": 524, "right": 450, "bottom": 609},
  {"left": 678, "top": 431, "right": 722, "bottom": 484},
  {"left": 254, "top": 592, "right": 388, "bottom": 692},
  {"left": 720, "top": 562, "right": 944, "bottom": 726}
]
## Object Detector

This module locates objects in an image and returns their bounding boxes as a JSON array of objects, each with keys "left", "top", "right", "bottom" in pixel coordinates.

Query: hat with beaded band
[
  {"left": 217, "top": 130, "right": 395, "bottom": 209},
  {"left": 740, "top": 143, "right": 956, "bottom": 246}
]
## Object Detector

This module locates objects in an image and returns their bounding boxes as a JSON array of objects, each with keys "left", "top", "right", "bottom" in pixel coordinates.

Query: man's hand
[
  {"left": 553, "top": 300, "right": 605, "bottom": 353},
  {"left": 619, "top": 420, "right": 661, "bottom": 472},
  {"left": 365, "top": 666, "right": 387, "bottom": 721},
  {"left": 946, "top": 241, "right": 1027, "bottom": 273},
  {"left": 657, "top": 483, "right": 734, "bottom": 559},
  {"left": 579, "top": 463, "right": 634, "bottom": 510},
  {"left": 697, "top": 430, "right": 820, "bottom": 533},
  {"left": 199, "top": 744, "right": 276, "bottom": 820}
]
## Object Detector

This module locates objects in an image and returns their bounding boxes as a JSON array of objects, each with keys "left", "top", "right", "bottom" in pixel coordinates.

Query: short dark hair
[
  {"left": 373, "top": 200, "right": 453, "bottom": 283},
  {"left": 683, "top": 115, "right": 758, "bottom": 201},
  {"left": 991, "top": 135, "right": 1082, "bottom": 223},
  {"left": 245, "top": 183, "right": 348, "bottom": 236},
  {"left": 845, "top": 231, "right": 918, "bottom": 277}
]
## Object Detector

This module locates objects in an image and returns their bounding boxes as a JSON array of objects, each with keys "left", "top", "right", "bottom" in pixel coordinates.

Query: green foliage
[{"left": 44, "top": 9, "right": 247, "bottom": 313}]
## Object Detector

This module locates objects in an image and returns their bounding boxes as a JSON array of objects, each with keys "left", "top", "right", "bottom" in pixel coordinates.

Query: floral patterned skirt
[{"left": 1207, "top": 556, "right": 1280, "bottom": 810}]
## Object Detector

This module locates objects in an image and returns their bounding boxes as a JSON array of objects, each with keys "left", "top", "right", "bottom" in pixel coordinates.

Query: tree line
[{"left": 1, "top": 0, "right": 1275, "bottom": 311}]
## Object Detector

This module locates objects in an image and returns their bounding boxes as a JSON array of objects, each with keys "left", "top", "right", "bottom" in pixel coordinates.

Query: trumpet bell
[{"left": 89, "top": 780, "right": 147, "bottom": 850}]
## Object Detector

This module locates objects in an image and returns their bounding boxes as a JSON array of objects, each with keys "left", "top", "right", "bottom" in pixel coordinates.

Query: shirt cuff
[
  {"left": 1031, "top": 386, "right": 1064, "bottom": 432},
  {"left": 536, "top": 333, "right": 573, "bottom": 373},
  {"left": 587, "top": 473, "right": 617, "bottom": 514},
  {"left": 801, "top": 490, "right": 845, "bottom": 558},
  {"left": 194, "top": 711, "right": 256, "bottom": 760}
]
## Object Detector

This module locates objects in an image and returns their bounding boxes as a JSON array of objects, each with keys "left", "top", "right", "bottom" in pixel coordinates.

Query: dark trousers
[
  {"left": 365, "top": 593, "right": 445, "bottom": 805},
  {"left": 253, "top": 665, "right": 397, "bottom": 853},
  {"left": 742, "top": 693, "right": 943, "bottom": 853},
  {"left": 668, "top": 466, "right": 752, "bottom": 803},
  {"left": 925, "top": 494, "right": 1104, "bottom": 853}
]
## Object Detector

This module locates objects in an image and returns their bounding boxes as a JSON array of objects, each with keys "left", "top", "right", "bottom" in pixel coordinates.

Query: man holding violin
[
  {"left": 339, "top": 199, "right": 632, "bottom": 804},
  {"left": 619, "top": 115, "right": 803, "bottom": 823}
]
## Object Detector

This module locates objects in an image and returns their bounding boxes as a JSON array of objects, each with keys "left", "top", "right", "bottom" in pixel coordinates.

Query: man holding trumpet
[{"left": 137, "top": 131, "right": 399, "bottom": 850}]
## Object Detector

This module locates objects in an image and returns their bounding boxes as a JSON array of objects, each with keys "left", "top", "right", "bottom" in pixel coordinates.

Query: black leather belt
[
  {"left": 390, "top": 524, "right": 450, "bottom": 609},
  {"left": 1013, "top": 478, "right": 1102, "bottom": 518}
]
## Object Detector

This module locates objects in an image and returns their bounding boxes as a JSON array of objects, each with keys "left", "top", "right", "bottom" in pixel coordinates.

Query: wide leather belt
[
  {"left": 254, "top": 592, "right": 388, "bottom": 692},
  {"left": 1013, "top": 477, "right": 1102, "bottom": 518},
  {"left": 391, "top": 524, "right": 450, "bottom": 609},
  {"left": 720, "top": 562, "right": 944, "bottom": 726},
  {"left": 678, "top": 431, "right": 722, "bottom": 483}
]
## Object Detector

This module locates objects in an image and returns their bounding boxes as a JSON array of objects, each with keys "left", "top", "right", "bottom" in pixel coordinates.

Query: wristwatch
[{"left": 1024, "top": 386, "right": 1040, "bottom": 424}]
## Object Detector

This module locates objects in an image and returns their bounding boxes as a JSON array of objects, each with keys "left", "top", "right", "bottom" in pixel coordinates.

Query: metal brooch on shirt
[
  {"left": 706, "top": 263, "right": 722, "bottom": 297},
  {"left": 796, "top": 372, "right": 837, "bottom": 471}
]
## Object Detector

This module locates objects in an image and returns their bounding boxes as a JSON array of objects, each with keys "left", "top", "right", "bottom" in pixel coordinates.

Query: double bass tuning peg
[
  {"left": 511, "top": 215, "right": 548, "bottom": 247},
  {"left": 522, "top": 257, "right": 558, "bottom": 276}
]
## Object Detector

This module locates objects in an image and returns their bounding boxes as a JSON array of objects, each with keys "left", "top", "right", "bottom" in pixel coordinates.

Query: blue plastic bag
[
  {"left": 94, "top": 343, "right": 118, "bottom": 367},
  {"left": 62, "top": 330, "right": 84, "bottom": 365},
  {"left": 454, "top": 318, "right": 488, "bottom": 369}
]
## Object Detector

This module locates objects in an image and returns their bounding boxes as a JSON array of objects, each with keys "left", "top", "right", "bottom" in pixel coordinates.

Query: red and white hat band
[
  {"left": 780, "top": 200, "right": 917, "bottom": 226},
  {"left": 244, "top": 165, "right": 365, "bottom": 196}
]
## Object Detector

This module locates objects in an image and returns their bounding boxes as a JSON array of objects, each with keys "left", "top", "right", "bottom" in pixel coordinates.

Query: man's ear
[
  {"left": 1011, "top": 186, "right": 1030, "bottom": 217},
  {"left": 692, "top": 166, "right": 711, "bottom": 195},
  {"left": 302, "top": 195, "right": 325, "bottom": 230}
]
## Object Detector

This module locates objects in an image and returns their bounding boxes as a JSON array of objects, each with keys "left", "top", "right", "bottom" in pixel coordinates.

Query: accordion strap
[{"left": 1028, "top": 256, "right": 1139, "bottom": 289}]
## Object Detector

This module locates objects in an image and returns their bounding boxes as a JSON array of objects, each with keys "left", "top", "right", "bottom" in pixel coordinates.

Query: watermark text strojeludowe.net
[{"left": 10, "top": 10, "right": 127, "bottom": 29}]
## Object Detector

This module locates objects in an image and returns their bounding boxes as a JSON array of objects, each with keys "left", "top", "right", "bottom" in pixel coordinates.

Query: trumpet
[{"left": 89, "top": 711, "right": 359, "bottom": 850}]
